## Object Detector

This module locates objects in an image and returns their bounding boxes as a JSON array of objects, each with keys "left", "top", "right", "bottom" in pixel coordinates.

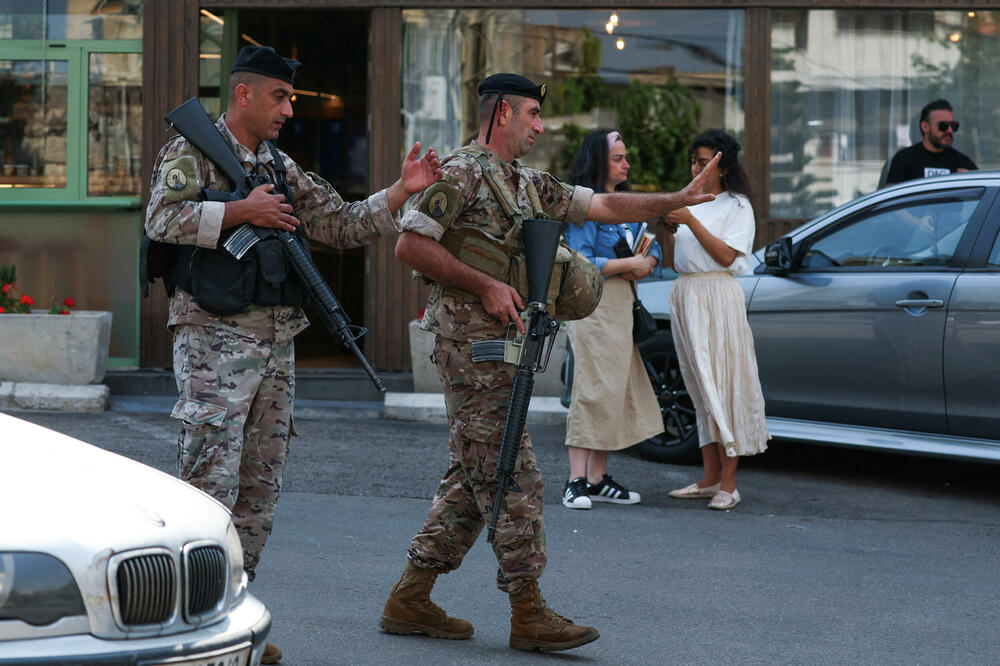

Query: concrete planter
[
  {"left": 0, "top": 310, "right": 113, "bottom": 385},
  {"left": 408, "top": 319, "right": 569, "bottom": 397}
]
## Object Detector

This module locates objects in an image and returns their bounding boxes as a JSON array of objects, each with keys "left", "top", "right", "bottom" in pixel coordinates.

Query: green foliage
[
  {"left": 0, "top": 265, "right": 15, "bottom": 286},
  {"left": 553, "top": 122, "right": 589, "bottom": 179},
  {"left": 559, "top": 75, "right": 613, "bottom": 117},
  {"left": 0, "top": 264, "right": 75, "bottom": 314},
  {"left": 0, "top": 265, "right": 33, "bottom": 314},
  {"left": 542, "top": 25, "right": 701, "bottom": 192},
  {"left": 617, "top": 79, "right": 701, "bottom": 192},
  {"left": 549, "top": 80, "right": 702, "bottom": 193}
]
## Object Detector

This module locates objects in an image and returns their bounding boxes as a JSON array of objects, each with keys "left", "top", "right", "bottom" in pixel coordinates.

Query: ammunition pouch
[
  {"left": 440, "top": 226, "right": 601, "bottom": 321},
  {"left": 175, "top": 229, "right": 312, "bottom": 315}
]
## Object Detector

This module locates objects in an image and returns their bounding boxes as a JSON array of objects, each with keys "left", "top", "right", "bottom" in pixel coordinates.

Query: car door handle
[{"left": 895, "top": 299, "right": 944, "bottom": 308}]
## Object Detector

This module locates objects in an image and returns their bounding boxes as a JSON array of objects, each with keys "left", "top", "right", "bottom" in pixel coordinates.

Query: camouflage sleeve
[
  {"left": 399, "top": 157, "right": 477, "bottom": 241},
  {"left": 286, "top": 158, "right": 395, "bottom": 249},
  {"left": 144, "top": 136, "right": 225, "bottom": 247},
  {"left": 531, "top": 170, "right": 593, "bottom": 228}
]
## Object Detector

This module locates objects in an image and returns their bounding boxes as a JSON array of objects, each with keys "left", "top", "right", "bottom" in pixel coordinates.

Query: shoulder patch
[
  {"left": 418, "top": 180, "right": 461, "bottom": 226},
  {"left": 161, "top": 154, "right": 200, "bottom": 202}
]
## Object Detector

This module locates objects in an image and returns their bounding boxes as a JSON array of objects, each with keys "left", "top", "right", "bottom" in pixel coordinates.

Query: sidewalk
[{"left": 109, "top": 392, "right": 569, "bottom": 425}]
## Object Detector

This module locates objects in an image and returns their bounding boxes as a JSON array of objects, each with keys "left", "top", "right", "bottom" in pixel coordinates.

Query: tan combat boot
[
  {"left": 508, "top": 581, "right": 599, "bottom": 652},
  {"left": 261, "top": 641, "right": 281, "bottom": 664},
  {"left": 379, "top": 561, "right": 474, "bottom": 639}
]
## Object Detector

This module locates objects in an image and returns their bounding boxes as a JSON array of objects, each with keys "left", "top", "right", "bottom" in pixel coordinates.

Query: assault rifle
[
  {"left": 471, "top": 218, "right": 563, "bottom": 543},
  {"left": 164, "top": 98, "right": 385, "bottom": 392}
]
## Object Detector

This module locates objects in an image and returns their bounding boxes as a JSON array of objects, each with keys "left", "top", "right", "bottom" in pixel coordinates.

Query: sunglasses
[{"left": 936, "top": 121, "right": 960, "bottom": 132}]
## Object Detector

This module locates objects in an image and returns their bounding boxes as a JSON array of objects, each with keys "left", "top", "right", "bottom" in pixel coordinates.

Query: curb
[
  {"left": 0, "top": 382, "right": 110, "bottom": 412},
  {"left": 383, "top": 392, "right": 568, "bottom": 425}
]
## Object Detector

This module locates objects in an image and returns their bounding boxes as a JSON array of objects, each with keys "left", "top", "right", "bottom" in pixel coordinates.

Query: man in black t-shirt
[{"left": 885, "top": 99, "right": 977, "bottom": 186}]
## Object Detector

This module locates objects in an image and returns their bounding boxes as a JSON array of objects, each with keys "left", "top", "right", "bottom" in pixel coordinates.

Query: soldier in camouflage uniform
[
  {"left": 381, "top": 73, "right": 720, "bottom": 653},
  {"left": 145, "top": 45, "right": 442, "bottom": 665}
]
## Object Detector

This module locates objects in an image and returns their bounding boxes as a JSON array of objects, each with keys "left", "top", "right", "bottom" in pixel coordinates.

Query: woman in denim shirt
[{"left": 561, "top": 130, "right": 666, "bottom": 510}]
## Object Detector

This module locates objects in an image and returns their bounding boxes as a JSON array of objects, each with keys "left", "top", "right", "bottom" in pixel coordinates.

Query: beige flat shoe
[
  {"left": 669, "top": 482, "right": 721, "bottom": 499},
  {"left": 708, "top": 489, "right": 741, "bottom": 510}
]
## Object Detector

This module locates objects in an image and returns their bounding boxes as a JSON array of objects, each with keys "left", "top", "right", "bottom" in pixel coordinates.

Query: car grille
[
  {"left": 114, "top": 545, "right": 227, "bottom": 627},
  {"left": 186, "top": 545, "right": 226, "bottom": 617},
  {"left": 117, "top": 553, "right": 176, "bottom": 625}
]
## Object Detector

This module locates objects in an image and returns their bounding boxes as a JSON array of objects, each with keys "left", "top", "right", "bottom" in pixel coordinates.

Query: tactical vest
[
  {"left": 438, "top": 145, "right": 602, "bottom": 321},
  {"left": 144, "top": 142, "right": 312, "bottom": 316}
]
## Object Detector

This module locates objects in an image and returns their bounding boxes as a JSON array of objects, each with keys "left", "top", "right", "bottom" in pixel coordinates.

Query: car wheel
[{"left": 635, "top": 329, "right": 701, "bottom": 464}]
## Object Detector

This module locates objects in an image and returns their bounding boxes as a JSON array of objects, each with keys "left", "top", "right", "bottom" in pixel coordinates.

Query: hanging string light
[{"left": 616, "top": 38, "right": 625, "bottom": 50}]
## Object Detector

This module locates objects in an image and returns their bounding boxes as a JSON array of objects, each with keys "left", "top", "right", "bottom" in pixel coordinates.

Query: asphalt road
[{"left": 13, "top": 405, "right": 1000, "bottom": 665}]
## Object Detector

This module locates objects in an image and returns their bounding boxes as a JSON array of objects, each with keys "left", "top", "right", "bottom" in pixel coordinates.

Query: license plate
[{"left": 151, "top": 645, "right": 250, "bottom": 666}]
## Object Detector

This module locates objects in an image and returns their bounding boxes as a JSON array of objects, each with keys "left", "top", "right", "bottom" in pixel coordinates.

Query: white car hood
[{"left": 0, "top": 413, "right": 231, "bottom": 556}]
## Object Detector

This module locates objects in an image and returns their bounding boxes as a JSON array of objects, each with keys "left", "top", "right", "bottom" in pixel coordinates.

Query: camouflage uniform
[
  {"left": 145, "top": 116, "right": 399, "bottom": 580},
  {"left": 401, "top": 142, "right": 592, "bottom": 593}
]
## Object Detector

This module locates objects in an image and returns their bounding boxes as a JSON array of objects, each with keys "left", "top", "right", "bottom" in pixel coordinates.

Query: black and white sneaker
[
  {"left": 587, "top": 474, "right": 641, "bottom": 504},
  {"left": 562, "top": 477, "right": 592, "bottom": 509}
]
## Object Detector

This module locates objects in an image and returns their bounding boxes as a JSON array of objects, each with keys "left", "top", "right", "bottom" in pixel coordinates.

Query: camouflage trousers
[
  {"left": 407, "top": 335, "right": 546, "bottom": 593},
  {"left": 171, "top": 324, "right": 295, "bottom": 582}
]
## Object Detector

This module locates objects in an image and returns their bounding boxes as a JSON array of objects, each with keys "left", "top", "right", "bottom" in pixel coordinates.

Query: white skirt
[
  {"left": 566, "top": 277, "right": 664, "bottom": 451},
  {"left": 668, "top": 272, "right": 770, "bottom": 457}
]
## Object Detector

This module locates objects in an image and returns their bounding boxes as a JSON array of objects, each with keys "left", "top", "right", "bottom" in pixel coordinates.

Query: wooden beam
[
  {"left": 140, "top": 0, "right": 200, "bottom": 368},
  {"left": 744, "top": 7, "right": 772, "bottom": 248},
  {"left": 367, "top": 7, "right": 426, "bottom": 372}
]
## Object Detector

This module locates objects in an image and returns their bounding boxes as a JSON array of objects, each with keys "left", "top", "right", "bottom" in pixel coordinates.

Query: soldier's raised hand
[
  {"left": 400, "top": 142, "right": 443, "bottom": 195},
  {"left": 678, "top": 152, "right": 721, "bottom": 208}
]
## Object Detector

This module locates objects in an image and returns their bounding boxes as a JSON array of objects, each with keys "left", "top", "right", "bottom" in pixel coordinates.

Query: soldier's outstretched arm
[
  {"left": 586, "top": 152, "right": 721, "bottom": 224},
  {"left": 395, "top": 231, "right": 526, "bottom": 334}
]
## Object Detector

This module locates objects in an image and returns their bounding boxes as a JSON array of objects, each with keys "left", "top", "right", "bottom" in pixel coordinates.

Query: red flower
[
  {"left": 0, "top": 306, "right": 5, "bottom": 313},
  {"left": 60, "top": 308, "right": 70, "bottom": 315},
  {"left": 20, "top": 294, "right": 34, "bottom": 306},
  {"left": 1, "top": 283, "right": 10, "bottom": 294},
  {"left": 62, "top": 297, "right": 75, "bottom": 307}
]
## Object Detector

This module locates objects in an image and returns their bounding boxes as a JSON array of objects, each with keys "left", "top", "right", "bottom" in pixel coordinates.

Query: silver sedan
[{"left": 633, "top": 171, "right": 1000, "bottom": 463}]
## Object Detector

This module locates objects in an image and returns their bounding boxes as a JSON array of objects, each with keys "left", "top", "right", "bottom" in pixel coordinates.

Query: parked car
[
  {"left": 0, "top": 413, "right": 271, "bottom": 665},
  {"left": 567, "top": 171, "right": 1000, "bottom": 464}
]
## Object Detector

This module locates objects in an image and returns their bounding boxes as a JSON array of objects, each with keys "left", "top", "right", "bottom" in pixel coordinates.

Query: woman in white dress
[
  {"left": 561, "top": 130, "right": 665, "bottom": 510},
  {"left": 664, "top": 130, "right": 770, "bottom": 510}
]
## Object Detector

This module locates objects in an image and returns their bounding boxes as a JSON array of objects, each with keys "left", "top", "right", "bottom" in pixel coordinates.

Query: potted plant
[{"left": 0, "top": 265, "right": 112, "bottom": 386}]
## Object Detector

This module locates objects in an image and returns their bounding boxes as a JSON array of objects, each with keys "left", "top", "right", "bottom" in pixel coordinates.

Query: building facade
[{"left": 2, "top": 0, "right": 998, "bottom": 372}]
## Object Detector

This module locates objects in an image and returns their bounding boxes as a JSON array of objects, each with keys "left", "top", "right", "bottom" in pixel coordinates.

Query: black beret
[
  {"left": 231, "top": 45, "right": 301, "bottom": 85},
  {"left": 478, "top": 73, "right": 546, "bottom": 104}
]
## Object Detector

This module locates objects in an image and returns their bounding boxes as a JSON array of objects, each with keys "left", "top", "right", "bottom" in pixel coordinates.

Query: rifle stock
[{"left": 164, "top": 97, "right": 386, "bottom": 392}]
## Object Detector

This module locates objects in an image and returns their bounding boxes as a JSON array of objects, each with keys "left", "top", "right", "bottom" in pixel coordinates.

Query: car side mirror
[{"left": 764, "top": 237, "right": 793, "bottom": 275}]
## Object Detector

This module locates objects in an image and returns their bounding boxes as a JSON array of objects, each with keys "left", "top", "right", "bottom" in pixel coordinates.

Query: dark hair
[
  {"left": 689, "top": 129, "right": 751, "bottom": 198},
  {"left": 920, "top": 98, "right": 953, "bottom": 123},
  {"left": 227, "top": 70, "right": 266, "bottom": 104},
  {"left": 478, "top": 93, "right": 522, "bottom": 124},
  {"left": 566, "top": 129, "right": 630, "bottom": 192}
]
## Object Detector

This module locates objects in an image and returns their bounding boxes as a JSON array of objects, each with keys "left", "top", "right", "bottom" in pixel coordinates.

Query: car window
[
  {"left": 987, "top": 231, "right": 1000, "bottom": 269},
  {"left": 799, "top": 190, "right": 983, "bottom": 271}
]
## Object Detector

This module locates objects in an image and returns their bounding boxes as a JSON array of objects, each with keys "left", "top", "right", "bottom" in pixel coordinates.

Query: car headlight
[
  {"left": 225, "top": 523, "right": 247, "bottom": 600},
  {"left": 0, "top": 552, "right": 86, "bottom": 625}
]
